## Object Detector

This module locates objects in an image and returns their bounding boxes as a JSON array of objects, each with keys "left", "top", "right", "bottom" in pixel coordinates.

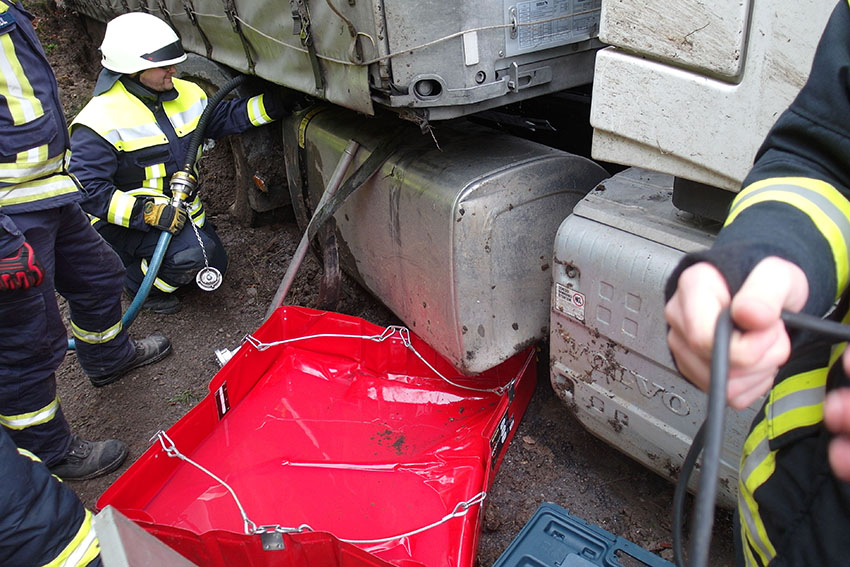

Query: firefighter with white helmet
[
  {"left": 99, "top": 11, "right": 188, "bottom": 74},
  {"left": 69, "top": 12, "right": 288, "bottom": 314}
]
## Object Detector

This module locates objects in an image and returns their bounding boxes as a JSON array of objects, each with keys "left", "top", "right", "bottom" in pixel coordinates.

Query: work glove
[
  {"left": 143, "top": 200, "right": 187, "bottom": 234},
  {"left": 0, "top": 241, "right": 44, "bottom": 291}
]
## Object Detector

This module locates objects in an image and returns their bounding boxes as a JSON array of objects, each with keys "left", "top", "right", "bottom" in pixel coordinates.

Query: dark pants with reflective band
[
  {"left": 0, "top": 427, "right": 102, "bottom": 567},
  {"left": 98, "top": 220, "right": 227, "bottom": 295},
  {"left": 0, "top": 204, "right": 134, "bottom": 464}
]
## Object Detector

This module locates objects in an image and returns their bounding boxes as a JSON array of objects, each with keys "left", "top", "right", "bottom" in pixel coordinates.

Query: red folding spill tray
[{"left": 98, "top": 307, "right": 536, "bottom": 567}]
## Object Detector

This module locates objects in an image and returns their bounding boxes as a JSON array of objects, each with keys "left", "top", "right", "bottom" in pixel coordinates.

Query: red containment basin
[{"left": 98, "top": 307, "right": 536, "bottom": 567}]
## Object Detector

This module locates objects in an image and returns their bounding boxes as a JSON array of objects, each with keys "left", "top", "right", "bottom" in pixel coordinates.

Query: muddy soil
[{"left": 33, "top": 3, "right": 736, "bottom": 565}]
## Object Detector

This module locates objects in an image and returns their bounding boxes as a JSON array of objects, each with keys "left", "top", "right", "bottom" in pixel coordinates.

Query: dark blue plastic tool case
[{"left": 494, "top": 502, "right": 674, "bottom": 567}]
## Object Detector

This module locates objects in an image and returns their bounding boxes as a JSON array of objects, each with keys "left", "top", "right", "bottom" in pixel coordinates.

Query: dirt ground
[{"left": 33, "top": 2, "right": 736, "bottom": 566}]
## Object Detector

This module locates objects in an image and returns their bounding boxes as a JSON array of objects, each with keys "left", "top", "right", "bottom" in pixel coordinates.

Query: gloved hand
[
  {"left": 0, "top": 241, "right": 44, "bottom": 291},
  {"left": 143, "top": 200, "right": 187, "bottom": 234}
]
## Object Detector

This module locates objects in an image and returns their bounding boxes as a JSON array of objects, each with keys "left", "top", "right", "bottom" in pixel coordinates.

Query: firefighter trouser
[
  {"left": 0, "top": 204, "right": 134, "bottom": 464},
  {"left": 98, "top": 218, "right": 227, "bottom": 295},
  {"left": 0, "top": 427, "right": 102, "bottom": 567}
]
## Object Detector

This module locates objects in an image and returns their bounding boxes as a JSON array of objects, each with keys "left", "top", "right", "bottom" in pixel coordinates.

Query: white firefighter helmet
[{"left": 100, "top": 12, "right": 187, "bottom": 74}]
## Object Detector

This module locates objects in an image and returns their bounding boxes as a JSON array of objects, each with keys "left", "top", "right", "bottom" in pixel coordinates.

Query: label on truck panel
[
  {"left": 504, "top": 0, "right": 601, "bottom": 56},
  {"left": 555, "top": 282, "right": 585, "bottom": 322}
]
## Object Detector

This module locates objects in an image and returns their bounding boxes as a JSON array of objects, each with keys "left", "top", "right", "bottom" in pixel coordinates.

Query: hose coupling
[{"left": 169, "top": 170, "right": 198, "bottom": 207}]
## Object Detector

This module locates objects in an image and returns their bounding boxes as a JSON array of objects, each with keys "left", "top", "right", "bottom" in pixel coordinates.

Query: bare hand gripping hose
[
  {"left": 68, "top": 75, "right": 248, "bottom": 351},
  {"left": 674, "top": 308, "right": 850, "bottom": 567}
]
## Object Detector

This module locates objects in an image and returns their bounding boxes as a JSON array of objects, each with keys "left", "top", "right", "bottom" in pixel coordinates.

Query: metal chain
[
  {"left": 153, "top": 430, "right": 487, "bottom": 542},
  {"left": 187, "top": 214, "right": 224, "bottom": 291},
  {"left": 188, "top": 218, "right": 211, "bottom": 269},
  {"left": 242, "top": 325, "right": 518, "bottom": 396}
]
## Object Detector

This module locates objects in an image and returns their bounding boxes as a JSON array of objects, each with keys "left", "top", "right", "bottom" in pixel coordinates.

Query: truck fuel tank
[
  {"left": 286, "top": 106, "right": 609, "bottom": 375},
  {"left": 550, "top": 167, "right": 761, "bottom": 508}
]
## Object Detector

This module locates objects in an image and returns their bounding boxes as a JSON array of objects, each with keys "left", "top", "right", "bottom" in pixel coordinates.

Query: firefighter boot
[
  {"left": 49, "top": 435, "right": 128, "bottom": 481},
  {"left": 125, "top": 287, "right": 181, "bottom": 314},
  {"left": 141, "top": 289, "right": 181, "bottom": 314},
  {"left": 88, "top": 333, "right": 172, "bottom": 387}
]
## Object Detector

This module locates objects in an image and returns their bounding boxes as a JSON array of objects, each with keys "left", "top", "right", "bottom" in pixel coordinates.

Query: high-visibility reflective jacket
[
  {"left": 0, "top": 427, "right": 101, "bottom": 567},
  {"left": 69, "top": 75, "right": 282, "bottom": 230},
  {"left": 0, "top": 0, "right": 81, "bottom": 257},
  {"left": 666, "top": 2, "right": 850, "bottom": 565}
]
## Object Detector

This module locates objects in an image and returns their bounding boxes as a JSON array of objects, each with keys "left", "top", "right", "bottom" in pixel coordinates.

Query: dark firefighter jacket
[
  {"left": 665, "top": 1, "right": 850, "bottom": 565},
  {"left": 0, "top": 0, "right": 81, "bottom": 258},
  {"left": 0, "top": 427, "right": 101, "bottom": 567}
]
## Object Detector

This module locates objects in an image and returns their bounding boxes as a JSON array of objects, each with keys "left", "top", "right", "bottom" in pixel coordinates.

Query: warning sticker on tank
[{"left": 555, "top": 283, "right": 585, "bottom": 322}]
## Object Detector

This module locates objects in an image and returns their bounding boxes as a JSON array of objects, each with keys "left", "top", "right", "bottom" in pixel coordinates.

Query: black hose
[
  {"left": 181, "top": 74, "right": 248, "bottom": 174},
  {"left": 781, "top": 310, "right": 850, "bottom": 342},
  {"left": 687, "top": 308, "right": 732, "bottom": 567},
  {"left": 672, "top": 421, "right": 705, "bottom": 567},
  {"left": 674, "top": 308, "right": 850, "bottom": 567}
]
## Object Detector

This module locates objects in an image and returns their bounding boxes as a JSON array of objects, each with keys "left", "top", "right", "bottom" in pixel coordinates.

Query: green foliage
[{"left": 167, "top": 389, "right": 198, "bottom": 406}]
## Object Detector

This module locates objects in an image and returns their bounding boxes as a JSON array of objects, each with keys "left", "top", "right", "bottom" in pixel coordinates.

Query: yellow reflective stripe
[
  {"left": 188, "top": 195, "right": 202, "bottom": 212},
  {"left": 727, "top": 177, "right": 850, "bottom": 297},
  {"left": 143, "top": 163, "right": 166, "bottom": 190},
  {"left": 0, "top": 145, "right": 53, "bottom": 171},
  {"left": 766, "top": 367, "right": 827, "bottom": 438},
  {"left": 0, "top": 149, "right": 63, "bottom": 182},
  {"left": 92, "top": 188, "right": 164, "bottom": 226},
  {"left": 143, "top": 178, "right": 164, "bottom": 190},
  {"left": 0, "top": 145, "right": 56, "bottom": 171},
  {"left": 0, "top": 32, "right": 44, "bottom": 125},
  {"left": 168, "top": 98, "right": 204, "bottom": 137},
  {"left": 740, "top": 484, "right": 774, "bottom": 567},
  {"left": 0, "top": 173, "right": 78, "bottom": 206},
  {"left": 127, "top": 188, "right": 166, "bottom": 200},
  {"left": 0, "top": 397, "right": 60, "bottom": 430},
  {"left": 0, "top": 3, "right": 8, "bottom": 12},
  {"left": 19, "top": 144, "right": 49, "bottom": 171},
  {"left": 71, "top": 319, "right": 123, "bottom": 345},
  {"left": 106, "top": 190, "right": 137, "bottom": 227},
  {"left": 741, "top": 535, "right": 762, "bottom": 567},
  {"left": 72, "top": 79, "right": 202, "bottom": 151},
  {"left": 191, "top": 210, "right": 206, "bottom": 227},
  {"left": 188, "top": 196, "right": 205, "bottom": 227},
  {"left": 738, "top": 419, "right": 777, "bottom": 565},
  {"left": 16, "top": 447, "right": 40, "bottom": 462},
  {"left": 769, "top": 400, "right": 823, "bottom": 439},
  {"left": 43, "top": 509, "right": 101, "bottom": 567},
  {"left": 140, "top": 259, "right": 178, "bottom": 293},
  {"left": 110, "top": 128, "right": 167, "bottom": 153},
  {"left": 247, "top": 94, "right": 273, "bottom": 126}
]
